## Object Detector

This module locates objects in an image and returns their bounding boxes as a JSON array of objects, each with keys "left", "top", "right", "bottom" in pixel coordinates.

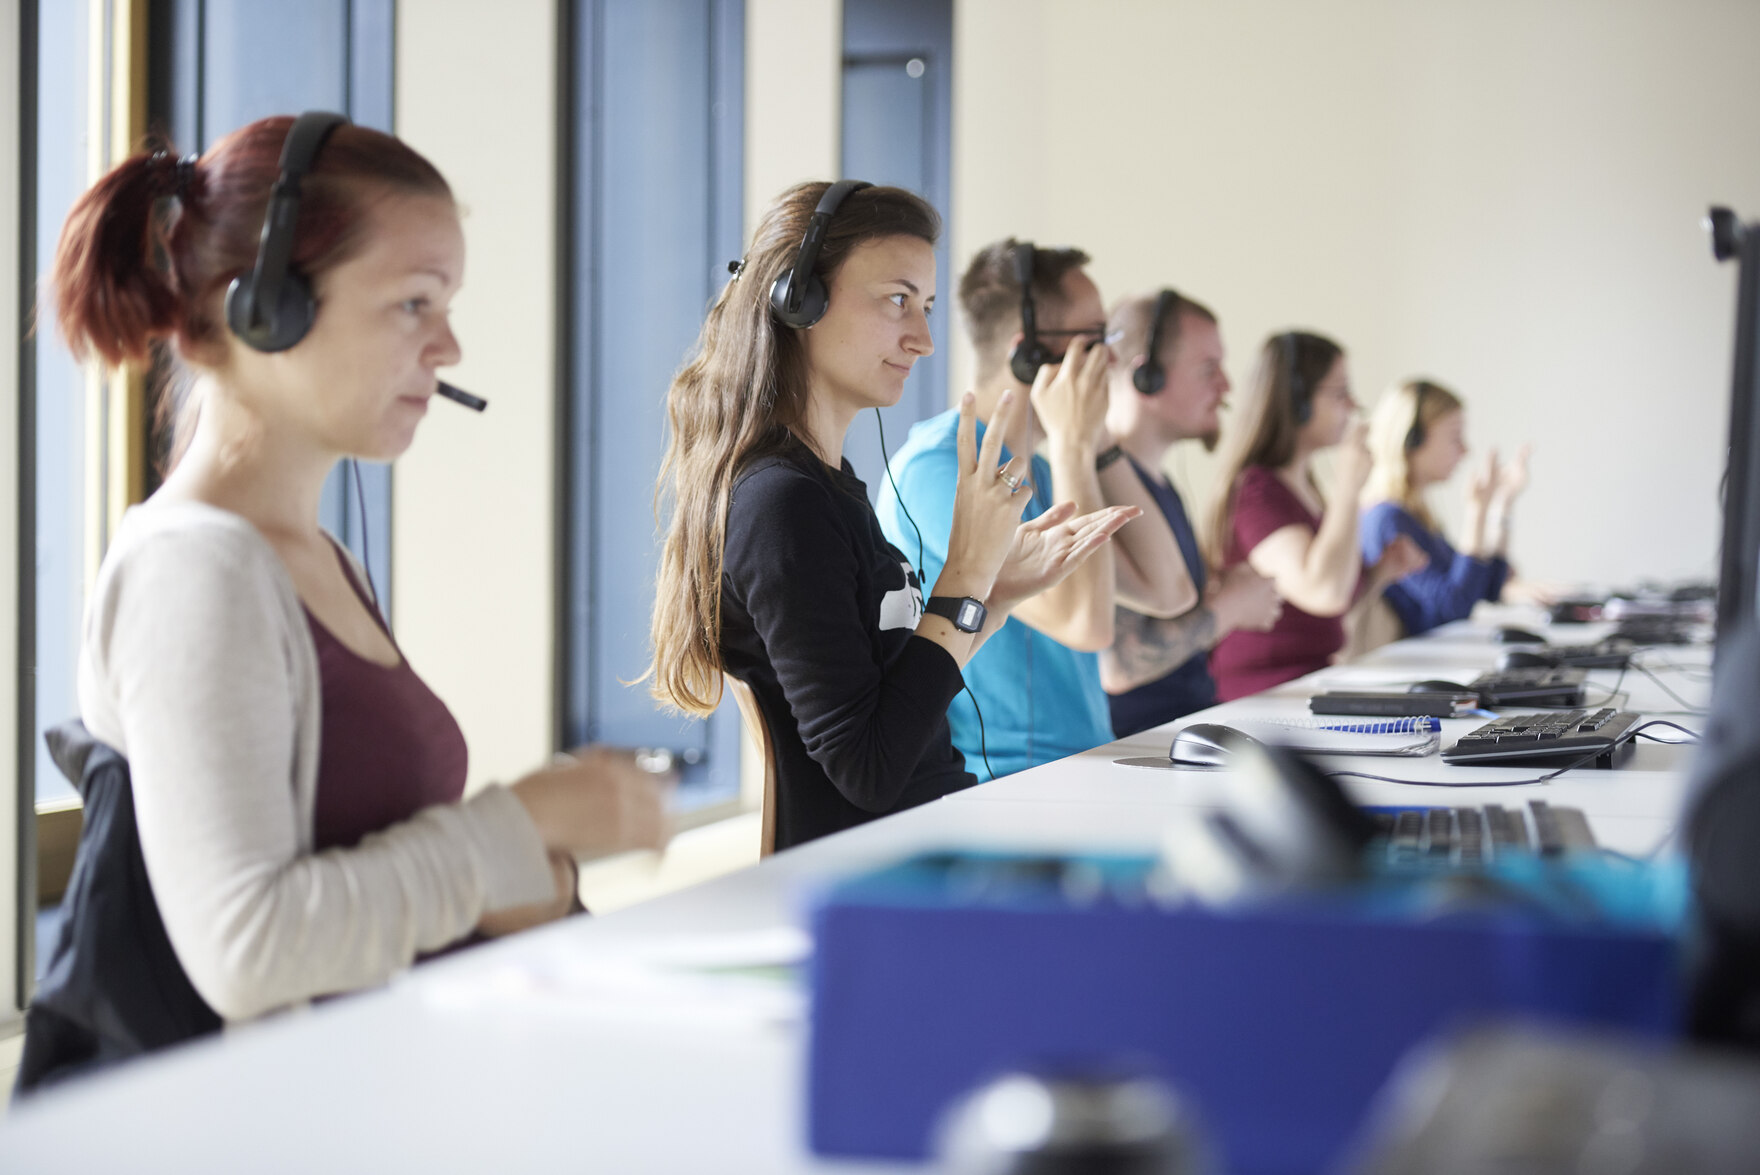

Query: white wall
[
  {"left": 0, "top": 0, "right": 21, "bottom": 1018},
  {"left": 745, "top": 0, "right": 841, "bottom": 237},
  {"left": 394, "top": 0, "right": 559, "bottom": 789},
  {"left": 950, "top": 0, "right": 1760, "bottom": 585}
]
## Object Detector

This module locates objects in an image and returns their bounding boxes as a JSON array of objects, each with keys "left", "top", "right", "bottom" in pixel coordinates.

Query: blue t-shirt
[
  {"left": 1108, "top": 457, "right": 1217, "bottom": 738},
  {"left": 1360, "top": 501, "right": 1510, "bottom": 636},
  {"left": 876, "top": 408, "right": 1113, "bottom": 779}
]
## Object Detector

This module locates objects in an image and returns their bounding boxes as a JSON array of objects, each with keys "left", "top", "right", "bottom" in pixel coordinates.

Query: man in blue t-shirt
[
  {"left": 877, "top": 241, "right": 1199, "bottom": 778},
  {"left": 1098, "top": 291, "right": 1283, "bottom": 738}
]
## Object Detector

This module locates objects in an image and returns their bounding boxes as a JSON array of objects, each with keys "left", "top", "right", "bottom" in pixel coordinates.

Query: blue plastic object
[{"left": 807, "top": 852, "right": 1685, "bottom": 1175}]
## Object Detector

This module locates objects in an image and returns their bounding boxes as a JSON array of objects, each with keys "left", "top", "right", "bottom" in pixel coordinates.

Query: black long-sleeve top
[{"left": 719, "top": 443, "right": 976, "bottom": 850}]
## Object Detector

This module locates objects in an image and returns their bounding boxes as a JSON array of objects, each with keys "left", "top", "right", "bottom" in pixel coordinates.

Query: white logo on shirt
[{"left": 878, "top": 563, "right": 924, "bottom": 631}]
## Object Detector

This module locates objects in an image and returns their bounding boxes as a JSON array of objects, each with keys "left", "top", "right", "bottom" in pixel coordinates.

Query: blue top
[
  {"left": 1360, "top": 501, "right": 1510, "bottom": 636},
  {"left": 1108, "top": 457, "right": 1216, "bottom": 738},
  {"left": 876, "top": 409, "right": 1114, "bottom": 779}
]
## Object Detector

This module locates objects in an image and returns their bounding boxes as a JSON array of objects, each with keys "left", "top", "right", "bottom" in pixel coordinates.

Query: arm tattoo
[{"left": 1105, "top": 604, "right": 1218, "bottom": 690}]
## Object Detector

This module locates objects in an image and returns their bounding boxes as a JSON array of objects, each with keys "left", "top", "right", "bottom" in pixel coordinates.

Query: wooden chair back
[{"left": 724, "top": 676, "right": 778, "bottom": 857}]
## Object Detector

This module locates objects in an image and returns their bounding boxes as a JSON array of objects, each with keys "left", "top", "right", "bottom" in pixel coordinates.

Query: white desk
[{"left": 0, "top": 618, "right": 1711, "bottom": 1173}]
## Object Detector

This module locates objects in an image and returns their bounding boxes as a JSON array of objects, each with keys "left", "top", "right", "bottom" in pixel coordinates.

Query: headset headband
[
  {"left": 1405, "top": 381, "right": 1435, "bottom": 452},
  {"left": 234, "top": 111, "right": 348, "bottom": 336},
  {"left": 774, "top": 179, "right": 872, "bottom": 319},
  {"left": 1014, "top": 242, "right": 1039, "bottom": 351},
  {"left": 1133, "top": 288, "right": 1181, "bottom": 395}
]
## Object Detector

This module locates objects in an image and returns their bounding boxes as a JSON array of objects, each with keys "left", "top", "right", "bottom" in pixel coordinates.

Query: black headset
[
  {"left": 225, "top": 110, "right": 350, "bottom": 353},
  {"left": 1132, "top": 288, "right": 1181, "bottom": 395},
  {"left": 1007, "top": 242, "right": 1053, "bottom": 385},
  {"left": 1403, "top": 382, "right": 1434, "bottom": 452},
  {"left": 769, "top": 179, "right": 873, "bottom": 329},
  {"left": 1280, "top": 332, "right": 1313, "bottom": 425}
]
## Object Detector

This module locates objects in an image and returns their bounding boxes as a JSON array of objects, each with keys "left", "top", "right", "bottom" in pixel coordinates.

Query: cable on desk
[
  {"left": 1324, "top": 743, "right": 1613, "bottom": 789},
  {"left": 1634, "top": 653, "right": 1714, "bottom": 681},
  {"left": 1628, "top": 660, "right": 1710, "bottom": 714},
  {"left": 1632, "top": 719, "right": 1702, "bottom": 744},
  {"left": 1324, "top": 719, "right": 1698, "bottom": 789}
]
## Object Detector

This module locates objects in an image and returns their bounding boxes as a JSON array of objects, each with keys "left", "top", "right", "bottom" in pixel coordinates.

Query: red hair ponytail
[{"left": 51, "top": 149, "right": 190, "bottom": 366}]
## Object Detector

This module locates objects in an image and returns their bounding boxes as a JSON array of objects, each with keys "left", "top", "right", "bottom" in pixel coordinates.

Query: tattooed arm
[
  {"left": 1101, "top": 565, "right": 1282, "bottom": 695},
  {"left": 1100, "top": 605, "right": 1218, "bottom": 695}
]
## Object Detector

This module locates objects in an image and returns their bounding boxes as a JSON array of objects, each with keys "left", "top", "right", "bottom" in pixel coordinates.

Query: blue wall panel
[
  {"left": 839, "top": 0, "right": 953, "bottom": 507},
  {"left": 566, "top": 0, "right": 745, "bottom": 804}
]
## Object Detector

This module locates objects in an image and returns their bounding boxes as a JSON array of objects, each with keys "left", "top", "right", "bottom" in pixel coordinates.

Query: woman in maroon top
[{"left": 1204, "top": 332, "right": 1427, "bottom": 700}]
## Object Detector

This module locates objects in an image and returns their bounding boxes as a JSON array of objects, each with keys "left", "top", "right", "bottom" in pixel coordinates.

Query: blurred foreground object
[
  {"left": 938, "top": 1069, "right": 1210, "bottom": 1175},
  {"left": 1351, "top": 1023, "right": 1760, "bottom": 1174}
]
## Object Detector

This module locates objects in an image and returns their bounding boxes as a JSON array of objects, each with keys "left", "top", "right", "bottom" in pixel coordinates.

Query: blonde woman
[{"left": 1360, "top": 378, "right": 1531, "bottom": 635}]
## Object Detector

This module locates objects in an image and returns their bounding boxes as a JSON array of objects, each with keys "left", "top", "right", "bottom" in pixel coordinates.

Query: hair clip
[
  {"left": 175, "top": 153, "right": 199, "bottom": 202},
  {"left": 727, "top": 258, "right": 746, "bottom": 279}
]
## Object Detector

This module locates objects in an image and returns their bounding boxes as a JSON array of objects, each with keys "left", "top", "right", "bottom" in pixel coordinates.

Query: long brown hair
[
  {"left": 1201, "top": 330, "right": 1343, "bottom": 566},
  {"left": 1363, "top": 377, "right": 1463, "bottom": 530},
  {"left": 648, "top": 181, "right": 940, "bottom": 716},
  {"left": 50, "top": 116, "right": 450, "bottom": 469}
]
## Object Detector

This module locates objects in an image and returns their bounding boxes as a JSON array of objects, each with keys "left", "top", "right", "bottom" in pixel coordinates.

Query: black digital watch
[{"left": 926, "top": 595, "right": 988, "bottom": 634}]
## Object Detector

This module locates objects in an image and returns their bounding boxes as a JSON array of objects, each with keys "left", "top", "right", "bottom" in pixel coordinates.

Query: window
[{"left": 562, "top": 0, "right": 745, "bottom": 813}]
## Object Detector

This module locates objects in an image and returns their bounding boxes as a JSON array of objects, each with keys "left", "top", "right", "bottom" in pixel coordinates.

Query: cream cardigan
[{"left": 78, "top": 499, "right": 555, "bottom": 1022}]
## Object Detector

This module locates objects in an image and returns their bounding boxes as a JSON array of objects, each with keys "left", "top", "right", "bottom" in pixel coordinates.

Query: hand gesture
[
  {"left": 1332, "top": 419, "right": 1373, "bottom": 500},
  {"left": 939, "top": 390, "right": 1032, "bottom": 598},
  {"left": 988, "top": 500, "right": 1141, "bottom": 614},
  {"left": 1495, "top": 444, "right": 1532, "bottom": 501},
  {"left": 1028, "top": 335, "right": 1110, "bottom": 452},
  {"left": 1466, "top": 449, "right": 1500, "bottom": 513},
  {"left": 1211, "top": 563, "right": 1282, "bottom": 633},
  {"left": 1373, "top": 533, "right": 1429, "bottom": 585},
  {"left": 510, "top": 745, "right": 673, "bottom": 859}
]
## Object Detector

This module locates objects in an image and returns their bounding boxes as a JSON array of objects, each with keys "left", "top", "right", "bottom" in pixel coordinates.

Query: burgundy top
[
  {"left": 306, "top": 546, "right": 469, "bottom": 851},
  {"left": 1209, "top": 465, "right": 1362, "bottom": 701}
]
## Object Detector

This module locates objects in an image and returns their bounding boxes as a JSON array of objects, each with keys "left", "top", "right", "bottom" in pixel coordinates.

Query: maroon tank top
[{"left": 306, "top": 545, "right": 469, "bottom": 850}]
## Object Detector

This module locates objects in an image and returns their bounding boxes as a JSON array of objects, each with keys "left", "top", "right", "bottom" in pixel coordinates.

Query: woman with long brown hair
[
  {"left": 649, "top": 181, "right": 1135, "bottom": 850},
  {"left": 31, "top": 114, "right": 668, "bottom": 1076},
  {"left": 1204, "top": 331, "right": 1427, "bottom": 699}
]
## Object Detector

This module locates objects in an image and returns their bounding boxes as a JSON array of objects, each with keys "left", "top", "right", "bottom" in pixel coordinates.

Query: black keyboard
[
  {"left": 1467, "top": 667, "right": 1587, "bottom": 707},
  {"left": 1442, "top": 708, "right": 1641, "bottom": 767},
  {"left": 1509, "top": 641, "right": 1632, "bottom": 670},
  {"left": 1368, "top": 801, "right": 1598, "bottom": 867},
  {"left": 1613, "top": 617, "right": 1696, "bottom": 645}
]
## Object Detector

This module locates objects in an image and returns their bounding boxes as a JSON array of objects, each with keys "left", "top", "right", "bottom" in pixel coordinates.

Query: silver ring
[{"left": 999, "top": 471, "right": 1024, "bottom": 493}]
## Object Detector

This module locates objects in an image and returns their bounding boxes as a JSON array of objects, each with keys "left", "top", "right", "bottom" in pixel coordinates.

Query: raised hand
[
  {"left": 1373, "top": 532, "right": 1430, "bottom": 585},
  {"left": 1211, "top": 563, "right": 1282, "bottom": 634},
  {"left": 938, "top": 389, "right": 1033, "bottom": 599},
  {"left": 1466, "top": 449, "right": 1500, "bottom": 513},
  {"left": 1495, "top": 444, "right": 1532, "bottom": 501},
  {"left": 1028, "top": 335, "right": 1111, "bottom": 452},
  {"left": 1332, "top": 419, "right": 1374, "bottom": 501},
  {"left": 989, "top": 500, "right": 1141, "bottom": 614}
]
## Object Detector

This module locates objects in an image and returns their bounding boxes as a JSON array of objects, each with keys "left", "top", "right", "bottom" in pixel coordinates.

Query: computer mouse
[
  {"left": 1408, "top": 680, "right": 1472, "bottom": 695},
  {"left": 1499, "top": 649, "right": 1554, "bottom": 670},
  {"left": 1168, "top": 722, "right": 1261, "bottom": 767},
  {"left": 1494, "top": 626, "right": 1547, "bottom": 644}
]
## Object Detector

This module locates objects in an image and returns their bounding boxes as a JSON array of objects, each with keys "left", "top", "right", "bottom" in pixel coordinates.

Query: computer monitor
[{"left": 1711, "top": 207, "right": 1760, "bottom": 645}]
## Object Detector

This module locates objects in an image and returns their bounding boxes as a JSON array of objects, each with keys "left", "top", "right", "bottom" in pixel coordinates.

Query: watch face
[{"left": 958, "top": 599, "right": 985, "bottom": 630}]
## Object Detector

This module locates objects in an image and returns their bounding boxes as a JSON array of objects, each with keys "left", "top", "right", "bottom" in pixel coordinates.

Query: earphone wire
[
  {"left": 875, "top": 407, "right": 997, "bottom": 783},
  {"left": 348, "top": 456, "right": 378, "bottom": 607}
]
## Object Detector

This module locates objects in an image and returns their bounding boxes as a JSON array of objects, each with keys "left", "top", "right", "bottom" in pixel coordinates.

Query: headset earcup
[
  {"left": 225, "top": 271, "right": 317, "bottom": 353},
  {"left": 769, "top": 271, "right": 829, "bottom": 329},
  {"left": 1132, "top": 361, "right": 1164, "bottom": 396},
  {"left": 1009, "top": 341, "right": 1047, "bottom": 385}
]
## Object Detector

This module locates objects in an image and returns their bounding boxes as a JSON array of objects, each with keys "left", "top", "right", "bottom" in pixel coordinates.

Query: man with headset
[
  {"left": 1099, "top": 291, "right": 1283, "bottom": 738},
  {"left": 876, "top": 240, "right": 1197, "bottom": 778}
]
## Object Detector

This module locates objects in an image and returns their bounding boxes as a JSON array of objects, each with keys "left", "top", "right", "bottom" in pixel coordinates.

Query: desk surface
[{"left": 0, "top": 615, "right": 1711, "bottom": 1173}]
